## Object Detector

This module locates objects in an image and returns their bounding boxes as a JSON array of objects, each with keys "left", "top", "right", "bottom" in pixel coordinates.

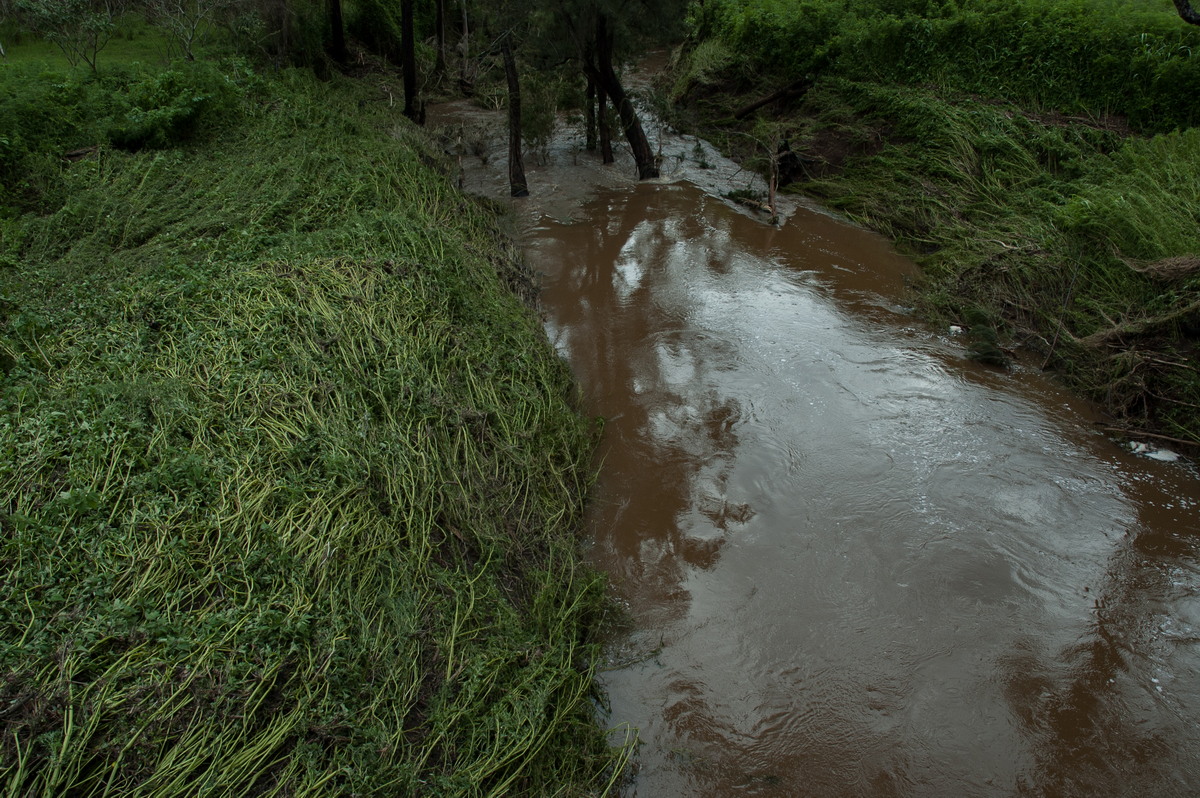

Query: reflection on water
[{"left": 527, "top": 184, "right": 1200, "bottom": 797}]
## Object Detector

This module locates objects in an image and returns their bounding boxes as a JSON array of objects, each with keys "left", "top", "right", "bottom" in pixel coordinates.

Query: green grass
[{"left": 0, "top": 63, "right": 627, "bottom": 795}]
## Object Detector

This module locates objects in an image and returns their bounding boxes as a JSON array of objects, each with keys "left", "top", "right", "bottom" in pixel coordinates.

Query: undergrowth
[
  {"left": 0, "top": 64, "right": 626, "bottom": 795},
  {"left": 684, "top": 0, "right": 1200, "bottom": 132}
]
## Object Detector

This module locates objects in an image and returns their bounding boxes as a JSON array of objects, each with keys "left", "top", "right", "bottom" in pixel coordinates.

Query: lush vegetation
[
  {"left": 0, "top": 55, "right": 626, "bottom": 794},
  {"left": 683, "top": 0, "right": 1200, "bottom": 131},
  {"left": 671, "top": 0, "right": 1200, "bottom": 445}
]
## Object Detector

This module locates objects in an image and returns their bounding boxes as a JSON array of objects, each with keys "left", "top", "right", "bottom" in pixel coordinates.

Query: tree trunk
[
  {"left": 502, "top": 39, "right": 529, "bottom": 197},
  {"left": 597, "top": 79, "right": 614, "bottom": 164},
  {"left": 401, "top": 0, "right": 420, "bottom": 122},
  {"left": 1173, "top": 0, "right": 1200, "bottom": 24},
  {"left": 594, "top": 13, "right": 657, "bottom": 179},
  {"left": 434, "top": 0, "right": 447, "bottom": 77},
  {"left": 585, "top": 74, "right": 597, "bottom": 152},
  {"left": 459, "top": 0, "right": 472, "bottom": 94},
  {"left": 328, "top": 0, "right": 347, "bottom": 64}
]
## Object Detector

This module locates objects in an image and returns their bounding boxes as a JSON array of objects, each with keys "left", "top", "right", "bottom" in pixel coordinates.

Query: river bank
[
  {"left": 661, "top": 8, "right": 1200, "bottom": 450},
  {"left": 0, "top": 64, "right": 622, "bottom": 795}
]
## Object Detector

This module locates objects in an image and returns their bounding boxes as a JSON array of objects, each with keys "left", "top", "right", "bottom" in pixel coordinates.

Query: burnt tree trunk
[
  {"left": 594, "top": 13, "right": 657, "bottom": 179},
  {"left": 502, "top": 39, "right": 529, "bottom": 197},
  {"left": 327, "top": 0, "right": 347, "bottom": 63}
]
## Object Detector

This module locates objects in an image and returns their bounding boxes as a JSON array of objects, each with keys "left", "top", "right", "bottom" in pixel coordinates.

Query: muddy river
[{"left": 430, "top": 95, "right": 1200, "bottom": 797}]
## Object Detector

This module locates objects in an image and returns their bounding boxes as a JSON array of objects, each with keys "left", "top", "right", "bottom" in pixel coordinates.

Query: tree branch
[
  {"left": 1080, "top": 298, "right": 1200, "bottom": 348},
  {"left": 1173, "top": 0, "right": 1200, "bottom": 25}
]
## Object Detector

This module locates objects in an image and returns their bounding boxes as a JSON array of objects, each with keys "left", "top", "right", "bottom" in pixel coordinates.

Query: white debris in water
[{"left": 1129, "top": 441, "right": 1181, "bottom": 462}]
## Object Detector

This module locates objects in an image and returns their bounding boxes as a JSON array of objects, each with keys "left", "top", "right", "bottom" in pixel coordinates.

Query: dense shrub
[
  {"left": 0, "top": 60, "right": 253, "bottom": 214},
  {"left": 106, "top": 62, "right": 248, "bottom": 149}
]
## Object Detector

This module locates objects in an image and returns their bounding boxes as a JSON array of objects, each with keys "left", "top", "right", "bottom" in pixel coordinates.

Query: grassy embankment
[
  {"left": 669, "top": 0, "right": 1200, "bottom": 446},
  {"left": 0, "top": 57, "right": 626, "bottom": 795}
]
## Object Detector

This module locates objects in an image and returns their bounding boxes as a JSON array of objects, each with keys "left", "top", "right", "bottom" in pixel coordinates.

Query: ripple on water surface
[{"left": 521, "top": 161, "right": 1200, "bottom": 797}]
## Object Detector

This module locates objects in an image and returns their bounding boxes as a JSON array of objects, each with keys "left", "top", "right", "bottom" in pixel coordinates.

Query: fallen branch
[
  {"left": 64, "top": 145, "right": 100, "bottom": 162},
  {"left": 733, "top": 77, "right": 813, "bottom": 120},
  {"left": 1080, "top": 298, "right": 1200, "bottom": 348},
  {"left": 1097, "top": 425, "right": 1200, "bottom": 448},
  {"left": 1125, "top": 254, "right": 1200, "bottom": 282}
]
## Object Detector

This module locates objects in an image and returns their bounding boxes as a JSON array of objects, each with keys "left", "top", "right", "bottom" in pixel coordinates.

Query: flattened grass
[{"left": 0, "top": 66, "right": 625, "bottom": 795}]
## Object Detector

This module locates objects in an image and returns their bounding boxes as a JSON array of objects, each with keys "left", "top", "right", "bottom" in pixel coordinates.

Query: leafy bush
[
  {"left": 0, "top": 61, "right": 252, "bottom": 214},
  {"left": 106, "top": 62, "right": 247, "bottom": 149},
  {"left": 0, "top": 65, "right": 111, "bottom": 214}
]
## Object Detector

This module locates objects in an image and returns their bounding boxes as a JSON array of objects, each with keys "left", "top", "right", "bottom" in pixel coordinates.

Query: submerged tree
[
  {"left": 587, "top": 11, "right": 656, "bottom": 177},
  {"left": 593, "top": 70, "right": 614, "bottom": 163}
]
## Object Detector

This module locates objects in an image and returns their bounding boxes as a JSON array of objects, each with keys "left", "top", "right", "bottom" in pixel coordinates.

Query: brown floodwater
[{"left": 429, "top": 97, "right": 1200, "bottom": 797}]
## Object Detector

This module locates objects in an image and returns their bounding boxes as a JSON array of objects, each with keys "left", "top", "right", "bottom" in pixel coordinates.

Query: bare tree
[
  {"left": 327, "top": 0, "right": 346, "bottom": 64},
  {"left": 146, "top": 0, "right": 229, "bottom": 61},
  {"left": 458, "top": 0, "right": 473, "bottom": 93},
  {"left": 13, "top": 0, "right": 126, "bottom": 71},
  {"left": 433, "top": 0, "right": 446, "bottom": 77},
  {"left": 401, "top": 0, "right": 421, "bottom": 122}
]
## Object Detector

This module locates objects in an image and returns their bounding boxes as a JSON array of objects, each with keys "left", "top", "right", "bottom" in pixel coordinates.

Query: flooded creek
[{"left": 429, "top": 100, "right": 1200, "bottom": 796}]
